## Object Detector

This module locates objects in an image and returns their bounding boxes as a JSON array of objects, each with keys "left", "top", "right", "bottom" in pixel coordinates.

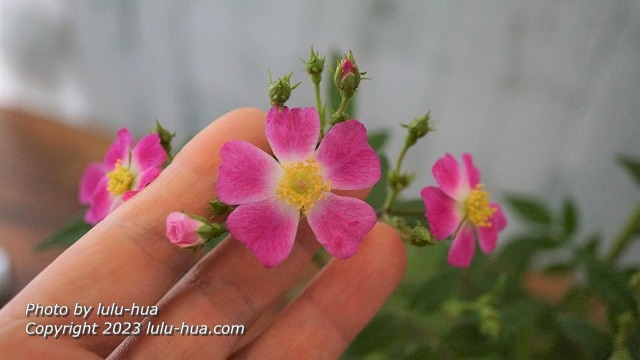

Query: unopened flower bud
[
  {"left": 268, "top": 71, "right": 300, "bottom": 107},
  {"left": 333, "top": 52, "right": 364, "bottom": 97},
  {"left": 388, "top": 170, "right": 415, "bottom": 191},
  {"left": 409, "top": 224, "right": 434, "bottom": 247},
  {"left": 402, "top": 112, "right": 433, "bottom": 147},
  {"left": 304, "top": 47, "right": 325, "bottom": 85},
  {"left": 166, "top": 212, "right": 221, "bottom": 248}
]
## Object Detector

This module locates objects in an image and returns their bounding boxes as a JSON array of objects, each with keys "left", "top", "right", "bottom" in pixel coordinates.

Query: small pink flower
[
  {"left": 217, "top": 106, "right": 380, "bottom": 268},
  {"left": 420, "top": 153, "right": 507, "bottom": 267},
  {"left": 79, "top": 128, "right": 166, "bottom": 225},
  {"left": 165, "top": 212, "right": 208, "bottom": 248}
]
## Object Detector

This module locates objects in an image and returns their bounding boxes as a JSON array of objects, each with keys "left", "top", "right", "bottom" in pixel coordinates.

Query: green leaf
[
  {"left": 617, "top": 154, "right": 640, "bottom": 188},
  {"left": 555, "top": 314, "right": 611, "bottom": 357},
  {"left": 498, "top": 235, "right": 559, "bottom": 273},
  {"left": 561, "top": 197, "right": 579, "bottom": 236},
  {"left": 503, "top": 194, "right": 553, "bottom": 225},
  {"left": 35, "top": 213, "right": 92, "bottom": 251},
  {"left": 578, "top": 249, "right": 637, "bottom": 317}
]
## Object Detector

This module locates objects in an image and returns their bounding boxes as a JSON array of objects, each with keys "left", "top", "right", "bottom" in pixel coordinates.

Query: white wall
[{"left": 2, "top": 0, "right": 639, "bottom": 256}]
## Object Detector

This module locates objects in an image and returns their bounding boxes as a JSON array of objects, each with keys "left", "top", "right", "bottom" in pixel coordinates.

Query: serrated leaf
[
  {"left": 617, "top": 154, "right": 640, "bottom": 188},
  {"left": 503, "top": 194, "right": 553, "bottom": 225},
  {"left": 36, "top": 213, "right": 92, "bottom": 251}
]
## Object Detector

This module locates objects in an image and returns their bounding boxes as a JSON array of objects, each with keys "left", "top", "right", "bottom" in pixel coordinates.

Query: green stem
[
  {"left": 313, "top": 79, "right": 326, "bottom": 138},
  {"left": 382, "top": 143, "right": 410, "bottom": 212},
  {"left": 606, "top": 200, "right": 640, "bottom": 263},
  {"left": 330, "top": 93, "right": 351, "bottom": 125}
]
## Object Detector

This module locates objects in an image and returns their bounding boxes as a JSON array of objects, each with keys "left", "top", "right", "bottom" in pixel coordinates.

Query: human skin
[{"left": 0, "top": 108, "right": 407, "bottom": 359}]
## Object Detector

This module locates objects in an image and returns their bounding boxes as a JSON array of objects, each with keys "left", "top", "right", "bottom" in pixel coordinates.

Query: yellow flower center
[
  {"left": 107, "top": 161, "right": 134, "bottom": 196},
  {"left": 276, "top": 157, "right": 331, "bottom": 214},
  {"left": 465, "top": 184, "right": 496, "bottom": 227}
]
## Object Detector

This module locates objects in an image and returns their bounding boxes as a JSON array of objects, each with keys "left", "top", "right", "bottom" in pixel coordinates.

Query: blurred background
[{"left": 1, "top": 0, "right": 639, "bottom": 288}]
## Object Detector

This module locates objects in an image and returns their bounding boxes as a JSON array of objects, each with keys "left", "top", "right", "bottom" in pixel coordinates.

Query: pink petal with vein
[
  {"left": 477, "top": 203, "right": 507, "bottom": 253},
  {"left": 432, "top": 153, "right": 466, "bottom": 199},
  {"left": 132, "top": 167, "right": 162, "bottom": 191},
  {"left": 79, "top": 163, "right": 106, "bottom": 204},
  {"left": 421, "top": 186, "right": 462, "bottom": 240},
  {"left": 216, "top": 140, "right": 282, "bottom": 205},
  {"left": 315, "top": 120, "right": 380, "bottom": 190},
  {"left": 104, "top": 128, "right": 134, "bottom": 167},
  {"left": 462, "top": 153, "right": 480, "bottom": 188},
  {"left": 306, "top": 192, "right": 376, "bottom": 259},
  {"left": 226, "top": 199, "right": 300, "bottom": 268},
  {"left": 131, "top": 133, "right": 167, "bottom": 172},
  {"left": 448, "top": 225, "right": 475, "bottom": 267},
  {"left": 265, "top": 106, "right": 319, "bottom": 163}
]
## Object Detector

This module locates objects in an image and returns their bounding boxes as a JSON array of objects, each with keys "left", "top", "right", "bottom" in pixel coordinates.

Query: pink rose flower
[
  {"left": 79, "top": 128, "right": 166, "bottom": 225},
  {"left": 420, "top": 153, "right": 507, "bottom": 267},
  {"left": 165, "top": 212, "right": 208, "bottom": 248},
  {"left": 216, "top": 106, "right": 380, "bottom": 268}
]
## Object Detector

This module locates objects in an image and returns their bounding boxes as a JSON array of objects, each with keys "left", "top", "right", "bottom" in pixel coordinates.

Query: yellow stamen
[
  {"left": 465, "top": 184, "right": 496, "bottom": 227},
  {"left": 107, "top": 161, "right": 134, "bottom": 196},
  {"left": 276, "top": 157, "right": 331, "bottom": 214}
]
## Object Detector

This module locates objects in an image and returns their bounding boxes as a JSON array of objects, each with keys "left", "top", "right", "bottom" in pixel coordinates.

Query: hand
[{"left": 0, "top": 108, "right": 407, "bottom": 359}]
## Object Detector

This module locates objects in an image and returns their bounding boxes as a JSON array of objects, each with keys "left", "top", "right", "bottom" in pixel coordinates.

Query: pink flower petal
[
  {"left": 132, "top": 167, "right": 162, "bottom": 192},
  {"left": 432, "top": 153, "right": 467, "bottom": 199},
  {"left": 421, "top": 186, "right": 462, "bottom": 240},
  {"left": 226, "top": 199, "right": 300, "bottom": 268},
  {"left": 217, "top": 140, "right": 282, "bottom": 205},
  {"left": 448, "top": 224, "right": 476, "bottom": 267},
  {"left": 104, "top": 128, "right": 134, "bottom": 167},
  {"left": 477, "top": 203, "right": 507, "bottom": 253},
  {"left": 315, "top": 120, "right": 381, "bottom": 190},
  {"left": 265, "top": 106, "right": 319, "bottom": 163},
  {"left": 165, "top": 212, "right": 206, "bottom": 248},
  {"left": 462, "top": 153, "right": 480, "bottom": 188},
  {"left": 306, "top": 192, "right": 377, "bottom": 259},
  {"left": 131, "top": 133, "right": 167, "bottom": 172},
  {"left": 84, "top": 177, "right": 113, "bottom": 225},
  {"left": 79, "top": 163, "right": 106, "bottom": 204}
]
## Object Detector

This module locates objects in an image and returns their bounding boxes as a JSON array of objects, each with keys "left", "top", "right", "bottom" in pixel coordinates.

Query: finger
[
  {"left": 109, "top": 200, "right": 373, "bottom": 358},
  {"left": 231, "top": 222, "right": 407, "bottom": 359},
  {"left": 0, "top": 108, "right": 270, "bottom": 356}
]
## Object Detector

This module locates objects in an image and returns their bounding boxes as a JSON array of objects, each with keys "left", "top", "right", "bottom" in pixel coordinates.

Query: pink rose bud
[{"left": 165, "top": 212, "right": 209, "bottom": 248}]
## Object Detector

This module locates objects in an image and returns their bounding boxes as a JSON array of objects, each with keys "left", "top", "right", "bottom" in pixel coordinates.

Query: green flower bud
[
  {"left": 333, "top": 52, "right": 365, "bottom": 97},
  {"left": 268, "top": 71, "right": 300, "bottom": 107},
  {"left": 304, "top": 47, "right": 325, "bottom": 85},
  {"left": 402, "top": 112, "right": 433, "bottom": 147}
]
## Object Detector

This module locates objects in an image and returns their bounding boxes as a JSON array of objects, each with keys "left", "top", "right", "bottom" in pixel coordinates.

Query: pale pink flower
[
  {"left": 79, "top": 128, "right": 166, "bottom": 225},
  {"left": 165, "top": 212, "right": 208, "bottom": 248},
  {"left": 216, "top": 106, "right": 380, "bottom": 268},
  {"left": 420, "top": 153, "right": 507, "bottom": 267}
]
